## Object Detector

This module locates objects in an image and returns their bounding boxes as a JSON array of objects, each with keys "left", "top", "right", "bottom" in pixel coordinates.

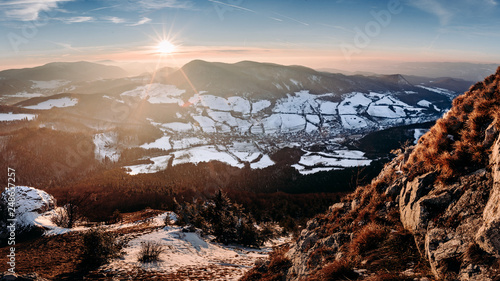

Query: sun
[{"left": 157, "top": 40, "right": 176, "bottom": 54}]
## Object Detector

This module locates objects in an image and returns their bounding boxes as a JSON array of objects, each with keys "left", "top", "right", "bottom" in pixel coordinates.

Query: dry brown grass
[
  {"left": 307, "top": 259, "right": 358, "bottom": 281},
  {"left": 403, "top": 68, "right": 500, "bottom": 182},
  {"left": 240, "top": 245, "right": 292, "bottom": 281},
  {"left": 348, "top": 223, "right": 388, "bottom": 258}
]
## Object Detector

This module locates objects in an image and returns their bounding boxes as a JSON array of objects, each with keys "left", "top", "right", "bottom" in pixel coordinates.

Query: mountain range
[{"left": 0, "top": 60, "right": 467, "bottom": 179}]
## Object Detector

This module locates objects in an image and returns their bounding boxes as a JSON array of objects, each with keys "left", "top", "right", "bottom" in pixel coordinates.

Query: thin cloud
[
  {"left": 137, "top": 0, "right": 192, "bottom": 10},
  {"left": 318, "top": 23, "right": 352, "bottom": 33},
  {"left": 273, "top": 12, "right": 309, "bottom": 26},
  {"left": 0, "top": 0, "right": 73, "bottom": 21},
  {"left": 207, "top": 0, "right": 256, "bottom": 13},
  {"left": 269, "top": 17, "right": 283, "bottom": 22},
  {"left": 103, "top": 16, "right": 125, "bottom": 24},
  {"left": 51, "top": 41, "right": 82, "bottom": 52},
  {"left": 127, "top": 17, "right": 151, "bottom": 26},
  {"left": 407, "top": 0, "right": 499, "bottom": 26},
  {"left": 85, "top": 5, "right": 119, "bottom": 13},
  {"left": 62, "top": 16, "right": 93, "bottom": 23},
  {"left": 408, "top": 0, "right": 452, "bottom": 25}
]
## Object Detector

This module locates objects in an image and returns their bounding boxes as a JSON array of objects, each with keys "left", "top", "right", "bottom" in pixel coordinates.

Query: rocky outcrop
[
  {"left": 476, "top": 128, "right": 500, "bottom": 255},
  {"left": 285, "top": 202, "right": 352, "bottom": 280},
  {"left": 0, "top": 272, "right": 48, "bottom": 281},
  {"left": 252, "top": 66, "right": 500, "bottom": 281},
  {"left": 0, "top": 186, "right": 56, "bottom": 238}
]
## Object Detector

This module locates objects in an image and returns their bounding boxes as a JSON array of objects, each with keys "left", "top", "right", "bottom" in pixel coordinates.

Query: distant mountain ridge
[
  {"left": 159, "top": 60, "right": 467, "bottom": 100},
  {"left": 0, "top": 59, "right": 466, "bottom": 178},
  {"left": 0, "top": 61, "right": 128, "bottom": 82}
]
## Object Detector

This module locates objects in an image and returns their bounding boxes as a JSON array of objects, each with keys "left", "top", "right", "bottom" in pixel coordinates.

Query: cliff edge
[{"left": 242, "top": 67, "right": 500, "bottom": 281}]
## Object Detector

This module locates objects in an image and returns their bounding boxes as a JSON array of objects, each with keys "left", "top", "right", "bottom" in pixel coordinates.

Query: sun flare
[{"left": 157, "top": 40, "right": 176, "bottom": 54}]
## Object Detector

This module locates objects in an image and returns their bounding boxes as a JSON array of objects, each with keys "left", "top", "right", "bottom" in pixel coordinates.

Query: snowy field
[
  {"left": 2, "top": 186, "right": 289, "bottom": 280},
  {"left": 93, "top": 132, "right": 121, "bottom": 162},
  {"left": 0, "top": 112, "right": 37, "bottom": 121},
  {"left": 23, "top": 97, "right": 78, "bottom": 110},
  {"left": 115, "top": 87, "right": 443, "bottom": 175},
  {"left": 292, "top": 150, "right": 372, "bottom": 175}
]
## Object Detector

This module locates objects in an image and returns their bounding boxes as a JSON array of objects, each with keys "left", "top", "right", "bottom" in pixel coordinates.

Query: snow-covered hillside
[
  {"left": 116, "top": 87, "right": 446, "bottom": 175},
  {"left": 0, "top": 186, "right": 288, "bottom": 280},
  {"left": 2, "top": 60, "right": 460, "bottom": 176}
]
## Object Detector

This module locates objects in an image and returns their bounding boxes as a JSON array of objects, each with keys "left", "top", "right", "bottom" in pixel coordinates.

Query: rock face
[
  {"left": 0, "top": 272, "right": 49, "bottom": 281},
  {"left": 0, "top": 186, "right": 56, "bottom": 237},
  {"left": 476, "top": 132, "right": 500, "bottom": 256},
  {"left": 249, "top": 67, "right": 500, "bottom": 281}
]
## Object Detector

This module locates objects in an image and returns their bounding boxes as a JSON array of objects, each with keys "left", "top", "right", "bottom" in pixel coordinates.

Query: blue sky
[{"left": 0, "top": 0, "right": 499, "bottom": 71}]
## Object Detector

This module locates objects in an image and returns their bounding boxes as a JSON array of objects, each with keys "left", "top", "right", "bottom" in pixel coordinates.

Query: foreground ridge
[{"left": 243, "top": 67, "right": 500, "bottom": 280}]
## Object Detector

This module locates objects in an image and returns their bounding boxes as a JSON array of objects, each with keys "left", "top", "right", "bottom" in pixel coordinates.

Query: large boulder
[
  {"left": 1, "top": 186, "right": 56, "bottom": 236},
  {"left": 476, "top": 134, "right": 500, "bottom": 256}
]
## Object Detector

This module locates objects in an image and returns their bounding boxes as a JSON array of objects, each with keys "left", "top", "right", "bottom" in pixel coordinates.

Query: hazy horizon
[{"left": 1, "top": 0, "right": 499, "bottom": 74}]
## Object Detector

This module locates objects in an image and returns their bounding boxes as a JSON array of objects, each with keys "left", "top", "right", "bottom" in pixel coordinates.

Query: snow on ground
[
  {"left": 293, "top": 150, "right": 372, "bottom": 175},
  {"left": 1, "top": 186, "right": 55, "bottom": 227},
  {"left": 190, "top": 94, "right": 233, "bottom": 111},
  {"left": 103, "top": 225, "right": 284, "bottom": 280},
  {"left": 0, "top": 186, "right": 91, "bottom": 236},
  {"left": 250, "top": 155, "right": 275, "bottom": 169},
  {"left": 297, "top": 152, "right": 371, "bottom": 167},
  {"left": 6, "top": 92, "right": 43, "bottom": 98},
  {"left": 340, "top": 115, "right": 368, "bottom": 130},
  {"left": 140, "top": 136, "right": 172, "bottom": 151},
  {"left": 228, "top": 97, "right": 251, "bottom": 114},
  {"left": 320, "top": 101, "right": 338, "bottom": 114},
  {"left": 274, "top": 91, "right": 320, "bottom": 113},
  {"left": 280, "top": 114, "right": 307, "bottom": 132},
  {"left": 121, "top": 84, "right": 185, "bottom": 104},
  {"left": 292, "top": 165, "right": 340, "bottom": 175},
  {"left": 172, "top": 146, "right": 243, "bottom": 168},
  {"left": 367, "top": 105, "right": 406, "bottom": 118},
  {"left": 262, "top": 114, "right": 306, "bottom": 133},
  {"left": 290, "top": 78, "right": 301, "bottom": 87},
  {"left": 94, "top": 132, "right": 120, "bottom": 162},
  {"left": 417, "top": 100, "right": 433, "bottom": 108},
  {"left": 368, "top": 92, "right": 385, "bottom": 99},
  {"left": 192, "top": 115, "right": 217, "bottom": 133},
  {"left": 251, "top": 100, "right": 271, "bottom": 113},
  {"left": 373, "top": 96, "right": 409, "bottom": 107},
  {"left": 0, "top": 112, "right": 37, "bottom": 121},
  {"left": 23, "top": 97, "right": 78, "bottom": 110},
  {"left": 208, "top": 110, "right": 239, "bottom": 127},
  {"left": 31, "top": 80, "right": 69, "bottom": 89},
  {"left": 416, "top": 85, "right": 456, "bottom": 100},
  {"left": 337, "top": 92, "right": 372, "bottom": 115},
  {"left": 171, "top": 137, "right": 207, "bottom": 150},
  {"left": 124, "top": 155, "right": 172, "bottom": 175},
  {"left": 161, "top": 122, "right": 194, "bottom": 132},
  {"left": 414, "top": 129, "right": 429, "bottom": 144}
]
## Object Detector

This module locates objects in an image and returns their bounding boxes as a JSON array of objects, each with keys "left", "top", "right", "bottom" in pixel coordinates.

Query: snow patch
[
  {"left": 140, "top": 136, "right": 172, "bottom": 151},
  {"left": 417, "top": 100, "right": 433, "bottom": 108},
  {"left": 121, "top": 84, "right": 185, "bottom": 104},
  {"left": 0, "top": 112, "right": 36, "bottom": 121},
  {"left": 125, "top": 155, "right": 172, "bottom": 175},
  {"left": 340, "top": 115, "right": 368, "bottom": 130},
  {"left": 7, "top": 92, "right": 43, "bottom": 98},
  {"left": 94, "top": 132, "right": 120, "bottom": 162},
  {"left": 172, "top": 146, "right": 243, "bottom": 168},
  {"left": 23, "top": 97, "right": 78, "bottom": 110}
]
